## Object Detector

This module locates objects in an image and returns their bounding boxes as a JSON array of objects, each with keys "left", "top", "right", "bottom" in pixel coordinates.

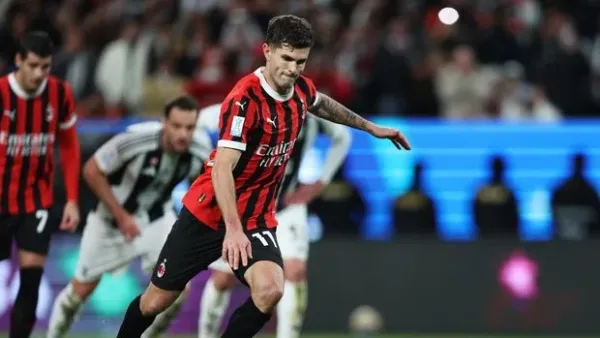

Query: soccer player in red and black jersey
[
  {"left": 0, "top": 32, "right": 81, "bottom": 338},
  {"left": 116, "top": 15, "right": 410, "bottom": 338}
]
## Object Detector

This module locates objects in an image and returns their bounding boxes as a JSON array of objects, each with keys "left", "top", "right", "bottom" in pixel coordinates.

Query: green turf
[{"left": 1, "top": 334, "right": 591, "bottom": 338}]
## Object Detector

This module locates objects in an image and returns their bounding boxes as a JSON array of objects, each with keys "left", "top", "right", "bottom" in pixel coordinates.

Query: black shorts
[
  {"left": 0, "top": 209, "right": 57, "bottom": 261},
  {"left": 151, "top": 207, "right": 283, "bottom": 291}
]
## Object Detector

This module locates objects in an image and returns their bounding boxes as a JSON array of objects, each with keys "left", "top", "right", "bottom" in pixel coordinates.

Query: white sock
[
  {"left": 47, "top": 283, "right": 84, "bottom": 338},
  {"left": 142, "top": 289, "right": 188, "bottom": 338},
  {"left": 276, "top": 281, "right": 307, "bottom": 338},
  {"left": 198, "top": 279, "right": 232, "bottom": 338}
]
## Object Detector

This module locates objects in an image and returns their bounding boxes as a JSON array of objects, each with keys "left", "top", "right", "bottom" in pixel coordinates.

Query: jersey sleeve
[
  {"left": 93, "top": 132, "right": 148, "bottom": 174},
  {"left": 300, "top": 76, "right": 321, "bottom": 109},
  {"left": 217, "top": 94, "right": 258, "bottom": 151},
  {"left": 59, "top": 81, "right": 77, "bottom": 130}
]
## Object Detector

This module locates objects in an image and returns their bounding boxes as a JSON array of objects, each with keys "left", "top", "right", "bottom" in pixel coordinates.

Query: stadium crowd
[{"left": 1, "top": 0, "right": 599, "bottom": 120}]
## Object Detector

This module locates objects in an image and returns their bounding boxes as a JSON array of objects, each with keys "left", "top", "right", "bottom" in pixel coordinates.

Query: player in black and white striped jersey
[{"left": 46, "top": 96, "right": 212, "bottom": 338}]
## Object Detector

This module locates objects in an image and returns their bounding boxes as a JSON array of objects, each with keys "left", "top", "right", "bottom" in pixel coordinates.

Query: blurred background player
[
  {"left": 199, "top": 114, "right": 352, "bottom": 338},
  {"left": 128, "top": 102, "right": 221, "bottom": 148},
  {"left": 46, "top": 96, "right": 212, "bottom": 338},
  {"left": 0, "top": 31, "right": 81, "bottom": 338}
]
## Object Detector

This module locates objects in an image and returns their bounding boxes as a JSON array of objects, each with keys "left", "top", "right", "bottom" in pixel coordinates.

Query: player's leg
[
  {"left": 278, "top": 259, "right": 307, "bottom": 338},
  {"left": 221, "top": 228, "right": 284, "bottom": 337},
  {"left": 116, "top": 208, "right": 223, "bottom": 338},
  {"left": 276, "top": 205, "right": 310, "bottom": 338},
  {"left": 48, "top": 212, "right": 140, "bottom": 338},
  {"left": 142, "top": 282, "right": 191, "bottom": 338},
  {"left": 47, "top": 280, "right": 98, "bottom": 338},
  {"left": 142, "top": 213, "right": 192, "bottom": 338},
  {"left": 198, "top": 259, "right": 236, "bottom": 338},
  {"left": 12, "top": 211, "right": 54, "bottom": 338}
]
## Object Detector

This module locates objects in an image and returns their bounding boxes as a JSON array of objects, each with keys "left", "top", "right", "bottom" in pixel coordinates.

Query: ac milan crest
[{"left": 156, "top": 259, "right": 167, "bottom": 278}]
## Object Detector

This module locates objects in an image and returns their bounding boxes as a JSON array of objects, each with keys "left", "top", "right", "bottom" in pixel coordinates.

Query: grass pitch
[{"left": 1, "top": 333, "right": 589, "bottom": 338}]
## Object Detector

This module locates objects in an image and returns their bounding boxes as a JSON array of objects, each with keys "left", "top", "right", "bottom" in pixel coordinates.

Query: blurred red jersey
[
  {"left": 0, "top": 74, "right": 77, "bottom": 215},
  {"left": 183, "top": 67, "right": 320, "bottom": 231}
]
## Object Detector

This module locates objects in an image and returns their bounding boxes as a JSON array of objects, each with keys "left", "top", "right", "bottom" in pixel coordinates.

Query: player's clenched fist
[
  {"left": 222, "top": 229, "right": 253, "bottom": 270},
  {"left": 115, "top": 211, "right": 141, "bottom": 241}
]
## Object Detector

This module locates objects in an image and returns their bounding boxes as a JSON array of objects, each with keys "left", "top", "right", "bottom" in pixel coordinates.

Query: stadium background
[{"left": 2, "top": 0, "right": 600, "bottom": 336}]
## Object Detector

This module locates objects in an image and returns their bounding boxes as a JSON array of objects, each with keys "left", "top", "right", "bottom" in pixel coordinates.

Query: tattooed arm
[
  {"left": 310, "top": 92, "right": 412, "bottom": 150},
  {"left": 309, "top": 93, "right": 375, "bottom": 133}
]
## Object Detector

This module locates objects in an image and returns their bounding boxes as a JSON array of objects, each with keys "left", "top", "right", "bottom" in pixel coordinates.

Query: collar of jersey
[
  {"left": 9, "top": 73, "right": 47, "bottom": 99},
  {"left": 254, "top": 67, "right": 294, "bottom": 102}
]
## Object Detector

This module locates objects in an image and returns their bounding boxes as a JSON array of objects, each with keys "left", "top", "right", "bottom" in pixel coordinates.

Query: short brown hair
[
  {"left": 164, "top": 96, "right": 199, "bottom": 118},
  {"left": 266, "top": 15, "right": 314, "bottom": 49}
]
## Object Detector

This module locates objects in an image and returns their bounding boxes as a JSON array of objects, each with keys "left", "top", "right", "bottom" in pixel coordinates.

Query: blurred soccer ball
[{"left": 348, "top": 305, "right": 383, "bottom": 335}]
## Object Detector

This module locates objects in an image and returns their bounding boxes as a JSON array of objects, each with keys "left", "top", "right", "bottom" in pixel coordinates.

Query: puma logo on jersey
[
  {"left": 235, "top": 101, "right": 247, "bottom": 110},
  {"left": 266, "top": 116, "right": 277, "bottom": 127}
]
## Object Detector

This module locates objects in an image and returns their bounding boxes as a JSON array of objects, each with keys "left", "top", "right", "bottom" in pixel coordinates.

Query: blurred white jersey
[
  {"left": 75, "top": 126, "right": 212, "bottom": 282},
  {"left": 92, "top": 126, "right": 212, "bottom": 222}
]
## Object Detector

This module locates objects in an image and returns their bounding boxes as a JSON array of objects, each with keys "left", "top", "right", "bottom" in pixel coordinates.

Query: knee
[
  {"left": 246, "top": 262, "right": 284, "bottom": 311},
  {"left": 253, "top": 280, "right": 284, "bottom": 310},
  {"left": 71, "top": 279, "right": 100, "bottom": 302},
  {"left": 139, "top": 287, "right": 179, "bottom": 316},
  {"left": 211, "top": 270, "right": 236, "bottom": 291},
  {"left": 284, "top": 259, "right": 306, "bottom": 283}
]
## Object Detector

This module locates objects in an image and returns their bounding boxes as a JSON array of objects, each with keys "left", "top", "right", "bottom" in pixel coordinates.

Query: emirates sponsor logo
[{"left": 255, "top": 139, "right": 296, "bottom": 168}]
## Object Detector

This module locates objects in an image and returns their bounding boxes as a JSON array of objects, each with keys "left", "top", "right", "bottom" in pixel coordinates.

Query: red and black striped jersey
[
  {"left": 0, "top": 73, "right": 77, "bottom": 215},
  {"left": 183, "top": 67, "right": 320, "bottom": 231}
]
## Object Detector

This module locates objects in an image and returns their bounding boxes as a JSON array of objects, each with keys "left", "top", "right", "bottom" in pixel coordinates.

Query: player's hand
[
  {"left": 116, "top": 212, "right": 141, "bottom": 241},
  {"left": 60, "top": 201, "right": 80, "bottom": 232},
  {"left": 284, "top": 180, "right": 326, "bottom": 205},
  {"left": 368, "top": 124, "right": 411, "bottom": 150},
  {"left": 222, "top": 228, "right": 252, "bottom": 270}
]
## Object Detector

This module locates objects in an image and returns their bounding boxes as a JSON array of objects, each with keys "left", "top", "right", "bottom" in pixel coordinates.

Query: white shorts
[
  {"left": 208, "top": 204, "right": 309, "bottom": 274},
  {"left": 74, "top": 211, "right": 175, "bottom": 282}
]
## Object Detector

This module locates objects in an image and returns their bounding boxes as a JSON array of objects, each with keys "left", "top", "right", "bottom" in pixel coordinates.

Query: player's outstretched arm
[
  {"left": 212, "top": 147, "right": 252, "bottom": 270},
  {"left": 309, "top": 93, "right": 411, "bottom": 150}
]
